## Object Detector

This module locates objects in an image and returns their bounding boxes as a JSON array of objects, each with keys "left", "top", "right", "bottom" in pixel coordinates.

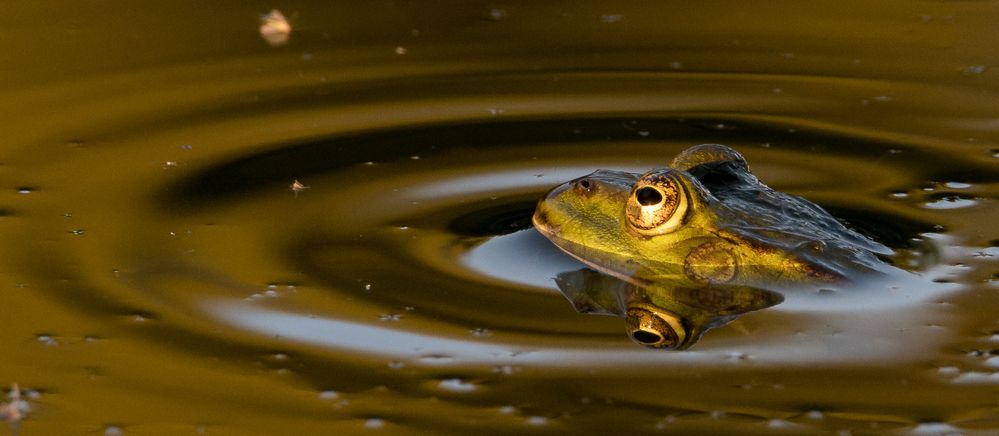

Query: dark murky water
[{"left": 3, "top": 2, "right": 999, "bottom": 434}]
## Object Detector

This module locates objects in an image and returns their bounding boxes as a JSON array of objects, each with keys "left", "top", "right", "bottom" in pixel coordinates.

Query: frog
[{"left": 532, "top": 144, "right": 893, "bottom": 349}]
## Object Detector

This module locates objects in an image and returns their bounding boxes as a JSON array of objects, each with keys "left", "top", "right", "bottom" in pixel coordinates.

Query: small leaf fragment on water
[
  {"left": 259, "top": 9, "right": 292, "bottom": 46},
  {"left": 290, "top": 179, "right": 309, "bottom": 196},
  {"left": 1, "top": 383, "right": 30, "bottom": 432}
]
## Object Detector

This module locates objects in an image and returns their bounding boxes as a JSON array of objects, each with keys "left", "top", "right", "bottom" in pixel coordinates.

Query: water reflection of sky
[{"left": 205, "top": 292, "right": 952, "bottom": 368}]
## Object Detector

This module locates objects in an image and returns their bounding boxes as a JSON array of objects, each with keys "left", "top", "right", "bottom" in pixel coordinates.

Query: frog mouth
[{"left": 532, "top": 225, "right": 648, "bottom": 288}]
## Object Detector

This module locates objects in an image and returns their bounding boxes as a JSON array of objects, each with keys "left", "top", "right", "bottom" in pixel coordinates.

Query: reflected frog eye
[
  {"left": 626, "top": 173, "right": 687, "bottom": 235},
  {"left": 625, "top": 306, "right": 687, "bottom": 349}
]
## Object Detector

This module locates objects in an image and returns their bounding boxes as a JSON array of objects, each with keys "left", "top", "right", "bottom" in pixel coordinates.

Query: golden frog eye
[{"left": 625, "top": 172, "right": 687, "bottom": 235}]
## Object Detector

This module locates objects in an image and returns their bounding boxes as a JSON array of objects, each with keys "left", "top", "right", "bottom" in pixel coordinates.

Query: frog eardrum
[{"left": 625, "top": 170, "right": 688, "bottom": 235}]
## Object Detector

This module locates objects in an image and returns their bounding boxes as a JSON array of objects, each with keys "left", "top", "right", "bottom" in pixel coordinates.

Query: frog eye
[
  {"left": 625, "top": 173, "right": 687, "bottom": 235},
  {"left": 625, "top": 306, "right": 687, "bottom": 349}
]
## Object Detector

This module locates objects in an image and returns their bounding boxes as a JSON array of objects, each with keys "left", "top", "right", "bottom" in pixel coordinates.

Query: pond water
[{"left": 2, "top": 2, "right": 999, "bottom": 435}]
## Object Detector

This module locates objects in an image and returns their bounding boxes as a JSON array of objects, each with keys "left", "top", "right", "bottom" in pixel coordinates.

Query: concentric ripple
[{"left": 7, "top": 66, "right": 999, "bottom": 433}]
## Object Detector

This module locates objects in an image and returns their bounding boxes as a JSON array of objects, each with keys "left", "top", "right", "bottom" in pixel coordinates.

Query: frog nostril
[
  {"left": 635, "top": 186, "right": 662, "bottom": 206},
  {"left": 575, "top": 178, "right": 594, "bottom": 193}
]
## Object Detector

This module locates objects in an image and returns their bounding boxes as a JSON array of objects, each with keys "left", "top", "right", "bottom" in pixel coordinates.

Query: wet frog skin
[{"left": 532, "top": 144, "right": 892, "bottom": 349}]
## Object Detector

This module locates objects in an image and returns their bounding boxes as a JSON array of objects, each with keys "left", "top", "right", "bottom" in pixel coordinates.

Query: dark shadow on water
[{"left": 157, "top": 116, "right": 963, "bottom": 211}]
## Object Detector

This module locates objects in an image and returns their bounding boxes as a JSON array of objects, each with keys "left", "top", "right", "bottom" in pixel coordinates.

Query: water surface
[{"left": 2, "top": 2, "right": 999, "bottom": 435}]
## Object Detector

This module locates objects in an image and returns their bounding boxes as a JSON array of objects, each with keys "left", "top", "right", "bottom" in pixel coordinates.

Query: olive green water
[{"left": 2, "top": 2, "right": 999, "bottom": 435}]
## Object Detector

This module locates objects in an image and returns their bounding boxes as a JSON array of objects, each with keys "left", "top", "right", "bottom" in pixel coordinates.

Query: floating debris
[
  {"left": 259, "top": 9, "right": 292, "bottom": 46},
  {"left": 1, "top": 384, "right": 30, "bottom": 435},
  {"left": 290, "top": 179, "right": 309, "bottom": 197}
]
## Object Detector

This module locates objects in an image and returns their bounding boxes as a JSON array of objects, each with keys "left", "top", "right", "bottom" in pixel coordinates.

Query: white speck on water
[
  {"left": 378, "top": 313, "right": 401, "bottom": 322},
  {"left": 364, "top": 418, "right": 385, "bottom": 429},
  {"left": 655, "top": 416, "right": 677, "bottom": 429},
  {"left": 806, "top": 410, "right": 824, "bottom": 420},
  {"left": 952, "top": 371, "right": 999, "bottom": 384},
  {"left": 767, "top": 419, "right": 795, "bottom": 429},
  {"left": 104, "top": 426, "right": 124, "bottom": 436},
  {"left": 493, "top": 365, "right": 514, "bottom": 375},
  {"left": 318, "top": 390, "right": 339, "bottom": 400},
  {"left": 70, "top": 229, "right": 85, "bottom": 235},
  {"left": 962, "top": 65, "right": 987, "bottom": 75},
  {"left": 600, "top": 14, "right": 623, "bottom": 23},
  {"left": 526, "top": 416, "right": 549, "bottom": 426},
  {"left": 469, "top": 327, "right": 492, "bottom": 337},
  {"left": 890, "top": 192, "right": 909, "bottom": 199},
  {"left": 488, "top": 8, "right": 507, "bottom": 20},
  {"left": 438, "top": 378, "right": 477, "bottom": 392},
  {"left": 943, "top": 181, "right": 971, "bottom": 189},
  {"left": 726, "top": 351, "right": 748, "bottom": 361},
  {"left": 498, "top": 405, "right": 516, "bottom": 415},
  {"left": 17, "top": 188, "right": 32, "bottom": 194},
  {"left": 36, "top": 335, "right": 58, "bottom": 345},
  {"left": 387, "top": 361, "right": 405, "bottom": 369},
  {"left": 911, "top": 422, "right": 962, "bottom": 435},
  {"left": 984, "top": 356, "right": 999, "bottom": 368},
  {"left": 937, "top": 366, "right": 960, "bottom": 376},
  {"left": 924, "top": 197, "right": 976, "bottom": 209},
  {"left": 394, "top": 46, "right": 407, "bottom": 55},
  {"left": 364, "top": 283, "right": 372, "bottom": 291}
]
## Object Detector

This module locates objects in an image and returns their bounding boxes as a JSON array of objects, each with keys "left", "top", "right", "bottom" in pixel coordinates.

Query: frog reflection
[
  {"left": 533, "top": 144, "right": 892, "bottom": 349},
  {"left": 557, "top": 268, "right": 783, "bottom": 349}
]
